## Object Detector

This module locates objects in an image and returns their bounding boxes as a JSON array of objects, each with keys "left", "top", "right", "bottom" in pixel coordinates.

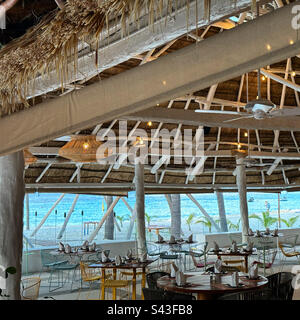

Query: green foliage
[
  {"left": 144, "top": 212, "right": 158, "bottom": 227},
  {"left": 195, "top": 216, "right": 219, "bottom": 233},
  {"left": 280, "top": 216, "right": 299, "bottom": 228},
  {"left": 249, "top": 211, "right": 278, "bottom": 229},
  {"left": 226, "top": 218, "right": 241, "bottom": 231},
  {"left": 185, "top": 213, "right": 196, "bottom": 231},
  {"left": 115, "top": 214, "right": 130, "bottom": 228}
]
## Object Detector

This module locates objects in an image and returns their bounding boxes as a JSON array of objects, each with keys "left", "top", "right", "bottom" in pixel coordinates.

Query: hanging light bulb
[
  {"left": 83, "top": 142, "right": 90, "bottom": 150},
  {"left": 244, "top": 132, "right": 248, "bottom": 137},
  {"left": 147, "top": 121, "right": 153, "bottom": 127}
]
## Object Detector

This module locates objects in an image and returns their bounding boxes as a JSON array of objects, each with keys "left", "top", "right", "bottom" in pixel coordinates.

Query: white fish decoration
[
  {"left": 82, "top": 240, "right": 89, "bottom": 250},
  {"left": 273, "top": 229, "right": 279, "bottom": 236},
  {"left": 140, "top": 252, "right": 148, "bottom": 263},
  {"left": 175, "top": 271, "right": 187, "bottom": 287},
  {"left": 245, "top": 242, "right": 254, "bottom": 252},
  {"left": 91, "top": 242, "right": 96, "bottom": 251},
  {"left": 126, "top": 249, "right": 133, "bottom": 260},
  {"left": 214, "top": 258, "right": 223, "bottom": 274},
  {"left": 255, "top": 230, "right": 261, "bottom": 237},
  {"left": 265, "top": 228, "right": 270, "bottom": 235},
  {"left": 248, "top": 228, "right": 254, "bottom": 236}
]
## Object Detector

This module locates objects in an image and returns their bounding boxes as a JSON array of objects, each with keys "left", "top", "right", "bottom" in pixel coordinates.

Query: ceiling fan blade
[
  {"left": 194, "top": 109, "right": 243, "bottom": 115},
  {"left": 223, "top": 115, "right": 254, "bottom": 123},
  {"left": 270, "top": 107, "right": 300, "bottom": 117}
]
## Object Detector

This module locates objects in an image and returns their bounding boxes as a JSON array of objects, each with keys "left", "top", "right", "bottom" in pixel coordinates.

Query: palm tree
[
  {"left": 280, "top": 216, "right": 299, "bottom": 228},
  {"left": 115, "top": 214, "right": 130, "bottom": 228},
  {"left": 226, "top": 218, "right": 241, "bottom": 231},
  {"left": 185, "top": 213, "right": 196, "bottom": 232},
  {"left": 249, "top": 211, "right": 278, "bottom": 229},
  {"left": 144, "top": 212, "right": 158, "bottom": 227},
  {"left": 196, "top": 217, "right": 213, "bottom": 233}
]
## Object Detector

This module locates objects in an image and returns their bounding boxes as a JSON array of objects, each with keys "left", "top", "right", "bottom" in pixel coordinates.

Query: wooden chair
[
  {"left": 21, "top": 277, "right": 41, "bottom": 300},
  {"left": 278, "top": 242, "right": 300, "bottom": 270}
]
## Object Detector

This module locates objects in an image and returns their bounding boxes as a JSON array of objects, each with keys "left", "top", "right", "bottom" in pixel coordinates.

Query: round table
[{"left": 157, "top": 272, "right": 268, "bottom": 300}]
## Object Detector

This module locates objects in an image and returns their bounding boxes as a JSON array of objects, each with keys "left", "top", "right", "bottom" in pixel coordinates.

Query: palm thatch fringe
[{"left": 0, "top": 0, "right": 218, "bottom": 116}]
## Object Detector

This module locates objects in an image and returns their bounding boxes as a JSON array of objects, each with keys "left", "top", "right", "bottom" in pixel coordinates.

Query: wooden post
[
  {"left": 171, "top": 194, "right": 181, "bottom": 239},
  {"left": 25, "top": 193, "right": 30, "bottom": 230},
  {"left": 135, "top": 161, "right": 147, "bottom": 258},
  {"left": 0, "top": 151, "right": 25, "bottom": 300},
  {"left": 236, "top": 157, "right": 249, "bottom": 243},
  {"left": 57, "top": 194, "right": 79, "bottom": 239},
  {"left": 104, "top": 196, "right": 115, "bottom": 240},
  {"left": 215, "top": 190, "right": 228, "bottom": 232},
  {"left": 126, "top": 203, "right": 137, "bottom": 240}
]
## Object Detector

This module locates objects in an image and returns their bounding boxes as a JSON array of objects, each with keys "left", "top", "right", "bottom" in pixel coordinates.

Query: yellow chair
[
  {"left": 21, "top": 277, "right": 41, "bottom": 300},
  {"left": 101, "top": 278, "right": 132, "bottom": 300},
  {"left": 120, "top": 270, "right": 143, "bottom": 297},
  {"left": 279, "top": 242, "right": 300, "bottom": 270},
  {"left": 78, "top": 262, "right": 104, "bottom": 300}
]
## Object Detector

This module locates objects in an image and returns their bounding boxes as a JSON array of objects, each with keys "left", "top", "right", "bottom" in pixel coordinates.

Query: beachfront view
[{"left": 1, "top": 0, "right": 300, "bottom": 305}]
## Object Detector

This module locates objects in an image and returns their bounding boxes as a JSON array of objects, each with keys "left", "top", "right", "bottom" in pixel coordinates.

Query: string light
[
  {"left": 262, "top": 76, "right": 266, "bottom": 81},
  {"left": 237, "top": 144, "right": 241, "bottom": 149},
  {"left": 266, "top": 44, "right": 271, "bottom": 51},
  {"left": 83, "top": 142, "right": 90, "bottom": 150},
  {"left": 162, "top": 80, "right": 167, "bottom": 86},
  {"left": 292, "top": 71, "right": 296, "bottom": 77},
  {"left": 290, "top": 40, "right": 294, "bottom": 45},
  {"left": 244, "top": 132, "right": 248, "bottom": 137},
  {"left": 147, "top": 121, "right": 152, "bottom": 127}
]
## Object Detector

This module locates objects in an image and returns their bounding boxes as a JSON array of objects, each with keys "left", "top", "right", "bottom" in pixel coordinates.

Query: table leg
[
  {"left": 132, "top": 269, "right": 137, "bottom": 300},
  {"left": 113, "top": 269, "right": 117, "bottom": 300},
  {"left": 141, "top": 267, "right": 146, "bottom": 300},
  {"left": 245, "top": 256, "right": 248, "bottom": 273},
  {"left": 101, "top": 269, "right": 106, "bottom": 300}
]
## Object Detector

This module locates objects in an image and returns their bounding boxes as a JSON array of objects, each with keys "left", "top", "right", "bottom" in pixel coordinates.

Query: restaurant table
[
  {"left": 208, "top": 249, "right": 253, "bottom": 273},
  {"left": 157, "top": 272, "right": 268, "bottom": 300},
  {"left": 89, "top": 259, "right": 155, "bottom": 300}
]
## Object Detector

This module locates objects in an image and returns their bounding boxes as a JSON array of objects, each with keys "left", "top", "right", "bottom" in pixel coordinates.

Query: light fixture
[
  {"left": 292, "top": 71, "right": 296, "bottom": 77},
  {"left": 237, "top": 143, "right": 241, "bottom": 149},
  {"left": 147, "top": 121, "right": 152, "bottom": 127},
  {"left": 261, "top": 76, "right": 266, "bottom": 81},
  {"left": 290, "top": 40, "right": 294, "bottom": 45},
  {"left": 244, "top": 132, "right": 248, "bottom": 137},
  {"left": 162, "top": 80, "right": 167, "bottom": 86},
  {"left": 134, "top": 136, "right": 146, "bottom": 148},
  {"left": 83, "top": 142, "right": 90, "bottom": 150},
  {"left": 266, "top": 44, "right": 271, "bottom": 51}
]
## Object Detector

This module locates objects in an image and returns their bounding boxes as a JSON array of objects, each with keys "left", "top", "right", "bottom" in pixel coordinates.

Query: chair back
[
  {"left": 218, "top": 289, "right": 263, "bottom": 300},
  {"left": 142, "top": 288, "right": 165, "bottom": 300},
  {"left": 40, "top": 250, "right": 56, "bottom": 266},
  {"left": 21, "top": 277, "right": 41, "bottom": 300},
  {"left": 146, "top": 271, "right": 170, "bottom": 289},
  {"left": 278, "top": 242, "right": 290, "bottom": 257},
  {"left": 79, "top": 262, "right": 90, "bottom": 281},
  {"left": 267, "top": 272, "right": 294, "bottom": 300}
]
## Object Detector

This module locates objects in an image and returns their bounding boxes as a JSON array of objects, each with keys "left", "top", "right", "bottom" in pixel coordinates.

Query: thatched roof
[{"left": 1, "top": 0, "right": 300, "bottom": 193}]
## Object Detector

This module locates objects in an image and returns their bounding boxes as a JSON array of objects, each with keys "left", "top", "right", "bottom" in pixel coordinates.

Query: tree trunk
[
  {"left": 215, "top": 190, "right": 228, "bottom": 232},
  {"left": 135, "top": 162, "right": 147, "bottom": 258},
  {"left": 236, "top": 157, "right": 249, "bottom": 243},
  {"left": 0, "top": 151, "right": 25, "bottom": 300},
  {"left": 171, "top": 194, "right": 181, "bottom": 239},
  {"left": 104, "top": 196, "right": 115, "bottom": 240}
]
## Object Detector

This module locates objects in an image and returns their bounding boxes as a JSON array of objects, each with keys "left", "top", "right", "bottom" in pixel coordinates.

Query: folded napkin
[
  {"left": 81, "top": 240, "right": 89, "bottom": 250},
  {"left": 231, "top": 240, "right": 238, "bottom": 253},
  {"left": 115, "top": 255, "right": 122, "bottom": 266},
  {"left": 158, "top": 234, "right": 164, "bottom": 243},
  {"left": 249, "top": 263, "right": 259, "bottom": 279},
  {"left": 59, "top": 242, "right": 65, "bottom": 252},
  {"left": 214, "top": 258, "right": 223, "bottom": 274},
  {"left": 265, "top": 228, "right": 270, "bottom": 235},
  {"left": 248, "top": 228, "right": 254, "bottom": 236},
  {"left": 255, "top": 230, "right": 261, "bottom": 237},
  {"left": 126, "top": 249, "right": 133, "bottom": 260},
  {"left": 245, "top": 242, "right": 254, "bottom": 252},
  {"left": 90, "top": 242, "right": 96, "bottom": 252},
  {"left": 140, "top": 252, "right": 148, "bottom": 262},
  {"left": 188, "top": 234, "right": 193, "bottom": 243},
  {"left": 169, "top": 235, "right": 176, "bottom": 244},
  {"left": 171, "top": 263, "right": 179, "bottom": 278},
  {"left": 175, "top": 271, "right": 187, "bottom": 286},
  {"left": 213, "top": 241, "right": 220, "bottom": 251},
  {"left": 65, "top": 244, "right": 72, "bottom": 254},
  {"left": 272, "top": 229, "right": 279, "bottom": 236},
  {"left": 231, "top": 271, "right": 239, "bottom": 287},
  {"left": 101, "top": 250, "right": 109, "bottom": 263}
]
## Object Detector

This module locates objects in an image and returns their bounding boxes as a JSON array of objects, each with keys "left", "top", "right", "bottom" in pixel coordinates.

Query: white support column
[
  {"left": 126, "top": 203, "right": 137, "bottom": 240},
  {"left": 171, "top": 194, "right": 181, "bottom": 239},
  {"left": 31, "top": 194, "right": 65, "bottom": 237},
  {"left": 215, "top": 190, "right": 228, "bottom": 232},
  {"left": 0, "top": 151, "right": 25, "bottom": 300},
  {"left": 57, "top": 194, "right": 79, "bottom": 239},
  {"left": 25, "top": 193, "right": 30, "bottom": 230},
  {"left": 135, "top": 162, "right": 147, "bottom": 258},
  {"left": 104, "top": 196, "right": 115, "bottom": 240},
  {"left": 236, "top": 157, "right": 249, "bottom": 243}
]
